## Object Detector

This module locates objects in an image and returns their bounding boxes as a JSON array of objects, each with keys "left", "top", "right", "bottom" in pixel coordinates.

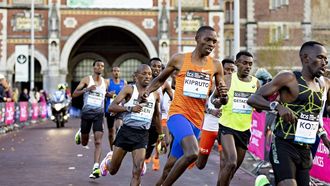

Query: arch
[
  {"left": 7, "top": 49, "right": 48, "bottom": 74},
  {"left": 60, "top": 17, "right": 158, "bottom": 73},
  {"left": 112, "top": 53, "right": 149, "bottom": 67}
]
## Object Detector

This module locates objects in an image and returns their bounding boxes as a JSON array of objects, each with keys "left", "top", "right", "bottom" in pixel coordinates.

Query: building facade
[{"left": 0, "top": 0, "right": 326, "bottom": 93}]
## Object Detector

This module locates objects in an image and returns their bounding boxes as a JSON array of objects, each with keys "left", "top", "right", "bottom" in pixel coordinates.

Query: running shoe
[
  {"left": 89, "top": 167, "right": 100, "bottom": 179},
  {"left": 75, "top": 129, "right": 81, "bottom": 145},
  {"left": 145, "top": 157, "right": 151, "bottom": 164},
  {"left": 152, "top": 156, "right": 160, "bottom": 171},
  {"left": 255, "top": 175, "right": 270, "bottom": 186},
  {"left": 100, "top": 151, "right": 113, "bottom": 176},
  {"left": 141, "top": 162, "right": 147, "bottom": 176}
]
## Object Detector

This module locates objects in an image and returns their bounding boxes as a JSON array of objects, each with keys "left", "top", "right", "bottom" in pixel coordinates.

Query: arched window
[
  {"left": 119, "top": 58, "right": 143, "bottom": 83},
  {"left": 73, "top": 59, "right": 95, "bottom": 82}
]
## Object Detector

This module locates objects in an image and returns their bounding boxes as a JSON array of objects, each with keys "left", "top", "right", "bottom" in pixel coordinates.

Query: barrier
[
  {"left": 0, "top": 101, "right": 49, "bottom": 131},
  {"left": 249, "top": 111, "right": 330, "bottom": 184}
]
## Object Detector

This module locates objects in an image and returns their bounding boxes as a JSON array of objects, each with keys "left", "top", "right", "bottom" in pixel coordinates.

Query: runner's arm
[
  {"left": 72, "top": 77, "right": 89, "bottom": 98},
  {"left": 153, "top": 91, "right": 162, "bottom": 135},
  {"left": 144, "top": 54, "right": 182, "bottom": 97},
  {"left": 213, "top": 59, "right": 228, "bottom": 105},
  {"left": 108, "top": 85, "right": 132, "bottom": 113}
]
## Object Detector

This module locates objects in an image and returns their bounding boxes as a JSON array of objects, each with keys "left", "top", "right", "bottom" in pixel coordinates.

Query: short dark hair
[
  {"left": 93, "top": 59, "right": 104, "bottom": 66},
  {"left": 149, "top": 57, "right": 162, "bottom": 66},
  {"left": 221, "top": 58, "right": 235, "bottom": 67},
  {"left": 299, "top": 41, "right": 324, "bottom": 56},
  {"left": 236, "top": 51, "right": 253, "bottom": 60},
  {"left": 196, "top": 26, "right": 215, "bottom": 37}
]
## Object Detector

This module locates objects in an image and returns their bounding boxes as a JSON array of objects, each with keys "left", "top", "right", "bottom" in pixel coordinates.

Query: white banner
[
  {"left": 67, "top": 0, "right": 153, "bottom": 9},
  {"left": 15, "top": 45, "right": 29, "bottom": 82}
]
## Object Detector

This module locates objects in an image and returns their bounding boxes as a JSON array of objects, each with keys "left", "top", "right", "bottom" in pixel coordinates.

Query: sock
[{"left": 93, "top": 163, "right": 99, "bottom": 169}]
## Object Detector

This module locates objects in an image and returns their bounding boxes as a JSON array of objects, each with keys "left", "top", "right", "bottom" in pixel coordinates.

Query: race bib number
[
  {"left": 294, "top": 112, "right": 319, "bottom": 144},
  {"left": 232, "top": 91, "right": 253, "bottom": 114},
  {"left": 130, "top": 99, "right": 154, "bottom": 122},
  {"left": 183, "top": 70, "right": 210, "bottom": 99},
  {"left": 86, "top": 92, "right": 103, "bottom": 107}
]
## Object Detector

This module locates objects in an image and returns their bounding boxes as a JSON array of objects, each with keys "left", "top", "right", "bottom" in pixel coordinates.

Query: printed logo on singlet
[
  {"left": 232, "top": 91, "right": 253, "bottom": 114},
  {"left": 294, "top": 112, "right": 319, "bottom": 144},
  {"left": 86, "top": 91, "right": 104, "bottom": 107},
  {"left": 129, "top": 99, "right": 154, "bottom": 122},
  {"left": 183, "top": 70, "right": 210, "bottom": 99}
]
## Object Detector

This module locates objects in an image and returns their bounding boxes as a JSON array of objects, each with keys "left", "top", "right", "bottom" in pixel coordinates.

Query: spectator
[
  {"left": 12, "top": 87, "right": 19, "bottom": 103},
  {"left": 29, "top": 87, "right": 40, "bottom": 103},
  {"left": 0, "top": 74, "right": 7, "bottom": 102},
  {"left": 39, "top": 89, "right": 47, "bottom": 103},
  {"left": 19, "top": 88, "right": 30, "bottom": 102}
]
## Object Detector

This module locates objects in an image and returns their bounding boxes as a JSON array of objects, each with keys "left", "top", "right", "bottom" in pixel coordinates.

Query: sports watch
[{"left": 269, "top": 101, "right": 279, "bottom": 111}]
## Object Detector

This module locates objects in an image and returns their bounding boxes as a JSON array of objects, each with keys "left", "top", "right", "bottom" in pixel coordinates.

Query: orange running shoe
[
  {"left": 152, "top": 156, "right": 160, "bottom": 171},
  {"left": 145, "top": 157, "right": 151, "bottom": 164}
]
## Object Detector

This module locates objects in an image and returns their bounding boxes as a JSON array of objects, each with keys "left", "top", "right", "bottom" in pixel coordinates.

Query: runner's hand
[
  {"left": 157, "top": 139, "right": 167, "bottom": 154},
  {"left": 132, "top": 105, "right": 143, "bottom": 113},
  {"left": 138, "top": 91, "right": 149, "bottom": 103},
  {"left": 277, "top": 104, "right": 297, "bottom": 124},
  {"left": 88, "top": 85, "right": 97, "bottom": 91}
]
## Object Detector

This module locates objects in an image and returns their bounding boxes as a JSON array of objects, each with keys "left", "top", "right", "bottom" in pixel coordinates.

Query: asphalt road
[{"left": 0, "top": 118, "right": 255, "bottom": 186}]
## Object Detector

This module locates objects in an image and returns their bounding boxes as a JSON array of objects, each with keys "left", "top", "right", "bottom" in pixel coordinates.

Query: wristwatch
[
  {"left": 269, "top": 101, "right": 279, "bottom": 111},
  {"left": 125, "top": 106, "right": 133, "bottom": 112}
]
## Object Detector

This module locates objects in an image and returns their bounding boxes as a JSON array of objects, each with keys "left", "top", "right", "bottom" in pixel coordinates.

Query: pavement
[{"left": 0, "top": 118, "right": 256, "bottom": 186}]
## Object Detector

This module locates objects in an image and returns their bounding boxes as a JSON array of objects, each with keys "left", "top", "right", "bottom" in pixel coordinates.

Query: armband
[{"left": 158, "top": 134, "right": 165, "bottom": 141}]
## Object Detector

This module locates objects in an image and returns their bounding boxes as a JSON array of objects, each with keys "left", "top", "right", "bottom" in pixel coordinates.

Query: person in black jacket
[
  {"left": 19, "top": 88, "right": 30, "bottom": 102},
  {"left": 0, "top": 74, "right": 7, "bottom": 102}
]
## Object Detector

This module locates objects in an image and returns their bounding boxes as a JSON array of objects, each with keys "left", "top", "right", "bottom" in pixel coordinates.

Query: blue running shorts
[{"left": 167, "top": 114, "right": 200, "bottom": 159}]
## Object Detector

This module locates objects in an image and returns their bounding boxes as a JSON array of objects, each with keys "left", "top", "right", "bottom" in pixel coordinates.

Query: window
[
  {"left": 225, "top": 38, "right": 233, "bottom": 58},
  {"left": 225, "top": 1, "right": 233, "bottom": 23},
  {"left": 269, "top": 24, "right": 289, "bottom": 43},
  {"left": 73, "top": 59, "right": 95, "bottom": 82},
  {"left": 119, "top": 58, "right": 143, "bottom": 83}
]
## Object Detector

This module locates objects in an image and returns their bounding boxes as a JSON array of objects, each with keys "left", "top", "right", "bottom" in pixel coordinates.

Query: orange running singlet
[{"left": 168, "top": 53, "right": 214, "bottom": 128}]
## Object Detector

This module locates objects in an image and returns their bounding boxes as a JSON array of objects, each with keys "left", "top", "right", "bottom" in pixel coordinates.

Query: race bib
[
  {"left": 86, "top": 92, "right": 103, "bottom": 107},
  {"left": 232, "top": 91, "right": 253, "bottom": 114},
  {"left": 130, "top": 99, "right": 154, "bottom": 122},
  {"left": 183, "top": 70, "right": 210, "bottom": 99},
  {"left": 294, "top": 112, "right": 319, "bottom": 144}
]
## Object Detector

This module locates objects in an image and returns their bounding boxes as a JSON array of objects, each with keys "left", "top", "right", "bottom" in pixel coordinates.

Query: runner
[
  {"left": 72, "top": 60, "right": 109, "bottom": 179},
  {"left": 99, "top": 64, "right": 166, "bottom": 186},
  {"left": 214, "top": 51, "right": 259, "bottom": 186},
  {"left": 144, "top": 57, "right": 173, "bottom": 173},
  {"left": 140, "top": 26, "right": 228, "bottom": 186},
  {"left": 196, "top": 58, "right": 235, "bottom": 170},
  {"left": 247, "top": 41, "right": 330, "bottom": 186},
  {"left": 104, "top": 67, "right": 127, "bottom": 152}
]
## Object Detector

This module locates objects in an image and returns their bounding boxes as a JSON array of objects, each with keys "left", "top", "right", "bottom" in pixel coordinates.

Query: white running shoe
[
  {"left": 141, "top": 162, "right": 147, "bottom": 176},
  {"left": 100, "top": 151, "right": 113, "bottom": 176}
]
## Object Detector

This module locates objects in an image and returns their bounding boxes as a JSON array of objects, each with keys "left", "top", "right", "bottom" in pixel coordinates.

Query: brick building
[{"left": 0, "top": 0, "right": 327, "bottom": 93}]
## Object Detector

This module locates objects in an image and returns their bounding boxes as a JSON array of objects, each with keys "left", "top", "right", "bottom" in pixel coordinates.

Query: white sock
[{"left": 94, "top": 163, "right": 99, "bottom": 169}]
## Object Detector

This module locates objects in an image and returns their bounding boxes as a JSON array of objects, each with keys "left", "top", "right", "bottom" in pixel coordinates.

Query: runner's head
[
  {"left": 299, "top": 41, "right": 328, "bottom": 78},
  {"left": 136, "top": 64, "right": 152, "bottom": 87},
  {"left": 222, "top": 58, "right": 235, "bottom": 75},
  {"left": 149, "top": 57, "right": 162, "bottom": 78},
  {"left": 93, "top": 59, "right": 105, "bottom": 76},
  {"left": 235, "top": 51, "right": 253, "bottom": 78},
  {"left": 195, "top": 26, "right": 217, "bottom": 56},
  {"left": 112, "top": 66, "right": 120, "bottom": 79}
]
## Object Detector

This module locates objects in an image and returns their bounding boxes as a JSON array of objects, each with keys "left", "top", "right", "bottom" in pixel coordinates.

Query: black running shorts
[
  {"left": 270, "top": 137, "right": 312, "bottom": 186},
  {"left": 114, "top": 125, "right": 149, "bottom": 152},
  {"left": 218, "top": 124, "right": 251, "bottom": 150},
  {"left": 81, "top": 113, "right": 104, "bottom": 134}
]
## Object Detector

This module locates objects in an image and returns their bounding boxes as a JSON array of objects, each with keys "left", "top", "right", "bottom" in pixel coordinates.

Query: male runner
[
  {"left": 72, "top": 60, "right": 109, "bottom": 179},
  {"left": 214, "top": 51, "right": 259, "bottom": 186},
  {"left": 99, "top": 64, "right": 166, "bottom": 186},
  {"left": 247, "top": 41, "right": 330, "bottom": 186},
  {"left": 140, "top": 26, "right": 228, "bottom": 186},
  {"left": 105, "top": 67, "right": 127, "bottom": 151}
]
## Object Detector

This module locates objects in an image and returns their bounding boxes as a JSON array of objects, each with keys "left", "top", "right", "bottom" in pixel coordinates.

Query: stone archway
[{"left": 60, "top": 17, "right": 158, "bottom": 74}]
